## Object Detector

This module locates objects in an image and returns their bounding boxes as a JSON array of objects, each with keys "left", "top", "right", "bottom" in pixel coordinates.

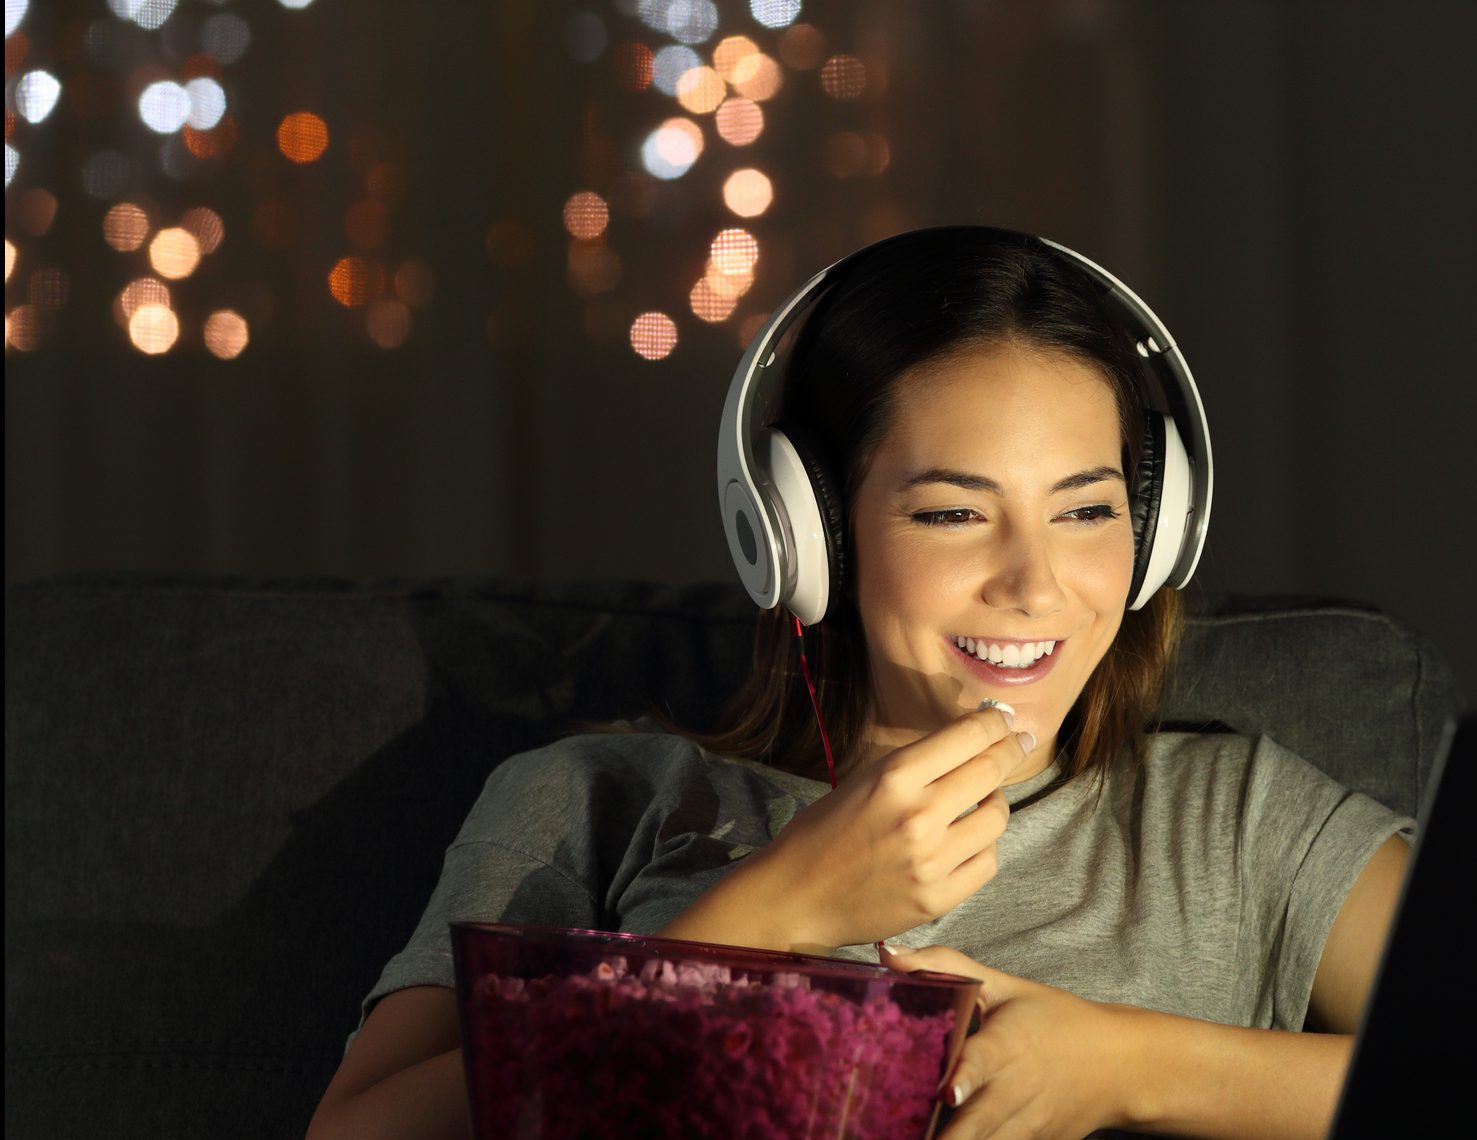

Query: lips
[{"left": 948, "top": 636, "right": 1062, "bottom": 686}]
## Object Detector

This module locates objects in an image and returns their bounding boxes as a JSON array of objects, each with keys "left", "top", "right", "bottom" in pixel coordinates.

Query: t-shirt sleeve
[{"left": 1234, "top": 735, "right": 1415, "bottom": 1029}]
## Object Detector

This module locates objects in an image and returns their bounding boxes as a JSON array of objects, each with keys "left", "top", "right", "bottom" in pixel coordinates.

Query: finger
[
  {"left": 892, "top": 706, "right": 1018, "bottom": 784},
  {"left": 939, "top": 788, "right": 1009, "bottom": 873},
  {"left": 926, "top": 734, "right": 1033, "bottom": 820}
]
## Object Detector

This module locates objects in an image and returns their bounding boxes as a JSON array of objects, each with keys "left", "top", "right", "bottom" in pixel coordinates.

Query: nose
[{"left": 980, "top": 523, "right": 1067, "bottom": 617}]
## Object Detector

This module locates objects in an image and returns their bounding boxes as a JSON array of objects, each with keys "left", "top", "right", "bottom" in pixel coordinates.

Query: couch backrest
[{"left": 3, "top": 575, "right": 1464, "bottom": 1139}]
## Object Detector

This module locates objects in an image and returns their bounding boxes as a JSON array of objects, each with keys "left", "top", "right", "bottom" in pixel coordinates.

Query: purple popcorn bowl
[{"left": 452, "top": 922, "right": 981, "bottom": 1140}]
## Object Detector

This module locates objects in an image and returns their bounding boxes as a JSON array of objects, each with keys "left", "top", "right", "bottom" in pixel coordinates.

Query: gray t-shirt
[{"left": 358, "top": 726, "right": 1411, "bottom": 1039}]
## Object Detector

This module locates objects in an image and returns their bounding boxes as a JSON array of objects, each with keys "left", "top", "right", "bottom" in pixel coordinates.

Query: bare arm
[{"left": 305, "top": 986, "right": 471, "bottom": 1140}]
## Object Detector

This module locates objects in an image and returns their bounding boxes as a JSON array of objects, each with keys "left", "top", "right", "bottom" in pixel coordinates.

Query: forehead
[{"left": 878, "top": 343, "right": 1123, "bottom": 459}]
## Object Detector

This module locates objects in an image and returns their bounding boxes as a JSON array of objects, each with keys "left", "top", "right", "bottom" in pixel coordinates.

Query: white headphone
[{"left": 716, "top": 227, "right": 1213, "bottom": 625}]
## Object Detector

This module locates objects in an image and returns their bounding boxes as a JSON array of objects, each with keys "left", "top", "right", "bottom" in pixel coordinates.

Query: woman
[{"left": 307, "top": 228, "right": 1411, "bottom": 1139}]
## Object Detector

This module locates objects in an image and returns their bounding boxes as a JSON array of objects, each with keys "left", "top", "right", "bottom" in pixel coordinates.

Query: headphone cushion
[
  {"left": 1128, "top": 413, "right": 1166, "bottom": 602},
  {"left": 772, "top": 420, "right": 846, "bottom": 600}
]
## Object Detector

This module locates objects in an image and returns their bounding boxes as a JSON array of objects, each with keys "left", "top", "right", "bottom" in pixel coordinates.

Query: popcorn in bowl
[{"left": 452, "top": 923, "right": 981, "bottom": 1140}]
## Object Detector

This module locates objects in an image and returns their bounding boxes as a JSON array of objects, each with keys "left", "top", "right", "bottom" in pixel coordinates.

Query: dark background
[{"left": 6, "top": 0, "right": 1475, "bottom": 701}]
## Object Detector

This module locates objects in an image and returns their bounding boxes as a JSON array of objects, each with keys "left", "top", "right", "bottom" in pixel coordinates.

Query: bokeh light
[
  {"left": 103, "top": 202, "right": 150, "bottom": 251},
  {"left": 641, "top": 117, "right": 704, "bottom": 180},
  {"left": 344, "top": 199, "right": 388, "bottom": 248},
  {"left": 4, "top": 239, "right": 15, "bottom": 282},
  {"left": 722, "top": 168, "right": 773, "bottom": 217},
  {"left": 822, "top": 131, "right": 868, "bottom": 177},
  {"left": 183, "top": 77, "right": 226, "bottom": 129},
  {"left": 148, "top": 227, "right": 201, "bottom": 279},
  {"left": 277, "top": 111, "right": 329, "bottom": 163},
  {"left": 7, "top": 304, "right": 39, "bottom": 351},
  {"left": 118, "top": 277, "right": 171, "bottom": 322},
  {"left": 730, "top": 53, "right": 783, "bottom": 101},
  {"left": 118, "top": 0, "right": 179, "bottom": 31},
  {"left": 612, "top": 42, "right": 653, "bottom": 91},
  {"left": 366, "top": 299, "right": 411, "bottom": 348},
  {"left": 690, "top": 277, "right": 737, "bottom": 323},
  {"left": 128, "top": 303, "right": 179, "bottom": 354},
  {"left": 328, "top": 256, "right": 370, "bottom": 307},
  {"left": 675, "top": 65, "right": 724, "bottom": 114},
  {"left": 180, "top": 206, "right": 225, "bottom": 253},
  {"left": 201, "top": 13, "right": 251, "bottom": 64},
  {"left": 14, "top": 70, "right": 61, "bottom": 124},
  {"left": 4, "top": 142, "right": 17, "bottom": 188},
  {"left": 750, "top": 0, "right": 803, "bottom": 29},
  {"left": 277, "top": 0, "right": 318, "bottom": 10},
  {"left": 82, "top": 150, "right": 129, "bottom": 199},
  {"left": 203, "top": 309, "right": 249, "bottom": 359},
  {"left": 562, "top": 190, "right": 610, "bottom": 240},
  {"left": 629, "top": 311, "right": 678, "bottom": 361},
  {"left": 29, "top": 267, "right": 66, "bottom": 309},
  {"left": 715, "top": 97, "right": 763, "bottom": 145},
  {"left": 777, "top": 23, "right": 824, "bottom": 69},
  {"left": 138, "top": 81, "right": 191, "bottom": 133},
  {"left": 710, "top": 227, "right": 760, "bottom": 277},
  {"left": 567, "top": 241, "right": 622, "bottom": 296},
  {"left": 566, "top": 9, "right": 607, "bottom": 63},
  {"left": 820, "top": 54, "right": 867, "bottom": 99},
  {"left": 14, "top": 187, "right": 57, "bottom": 235},
  {"left": 5, "top": 1, "right": 29, "bottom": 39},
  {"left": 394, "top": 260, "right": 436, "bottom": 307},
  {"left": 651, "top": 44, "right": 701, "bottom": 96},
  {"left": 713, "top": 35, "right": 759, "bottom": 82},
  {"left": 664, "top": 0, "right": 719, "bottom": 45}
]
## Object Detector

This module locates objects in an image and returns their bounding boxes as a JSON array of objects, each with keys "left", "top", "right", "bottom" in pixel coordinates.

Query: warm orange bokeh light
[
  {"left": 710, "top": 228, "right": 760, "bottom": 277},
  {"left": 129, "top": 304, "right": 179, "bottom": 355},
  {"left": 118, "top": 277, "right": 172, "bottom": 323},
  {"left": 567, "top": 242, "right": 622, "bottom": 297},
  {"left": 367, "top": 299, "right": 412, "bottom": 348},
  {"left": 722, "top": 169, "right": 773, "bottom": 217},
  {"left": 29, "top": 268, "right": 67, "bottom": 309},
  {"left": 715, "top": 97, "right": 764, "bottom": 146},
  {"left": 730, "top": 54, "right": 782, "bottom": 101},
  {"left": 394, "top": 260, "right": 436, "bottom": 307},
  {"left": 820, "top": 55, "right": 867, "bottom": 100},
  {"left": 676, "top": 66, "right": 725, "bottom": 114},
  {"left": 277, "top": 111, "right": 329, "bottom": 163},
  {"left": 613, "top": 42, "right": 654, "bottom": 92},
  {"left": 713, "top": 35, "right": 760, "bottom": 82},
  {"left": 344, "top": 199, "right": 389, "bottom": 249},
  {"left": 204, "top": 309, "right": 249, "bottom": 359},
  {"left": 562, "top": 191, "right": 610, "bottom": 241},
  {"left": 690, "top": 277, "right": 738, "bottom": 324},
  {"left": 630, "top": 311, "right": 677, "bottom": 361},
  {"left": 148, "top": 227, "right": 202, "bottom": 279},
  {"left": 6, "top": 304, "right": 39, "bottom": 351},
  {"left": 100, "top": 205, "right": 145, "bottom": 255},
  {"left": 180, "top": 207, "right": 225, "bottom": 254},
  {"left": 15, "top": 188, "right": 57, "bottom": 236},
  {"left": 4, "top": 239, "right": 15, "bottom": 282},
  {"left": 328, "top": 257, "right": 371, "bottom": 308},
  {"left": 778, "top": 24, "right": 825, "bottom": 70}
]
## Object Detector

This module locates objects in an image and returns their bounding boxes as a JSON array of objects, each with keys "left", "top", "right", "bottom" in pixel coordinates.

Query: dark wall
[{"left": 5, "top": 0, "right": 1474, "bottom": 700}]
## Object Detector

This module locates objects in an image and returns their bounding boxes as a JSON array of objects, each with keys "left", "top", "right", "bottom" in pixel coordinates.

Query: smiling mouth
[{"left": 951, "top": 635, "right": 1058, "bottom": 669}]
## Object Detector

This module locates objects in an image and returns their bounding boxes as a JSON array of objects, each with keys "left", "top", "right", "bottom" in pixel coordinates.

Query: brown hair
[{"left": 692, "top": 228, "right": 1182, "bottom": 782}]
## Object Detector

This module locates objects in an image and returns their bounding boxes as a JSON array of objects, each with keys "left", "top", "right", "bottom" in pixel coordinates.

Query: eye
[
  {"left": 1058, "top": 504, "right": 1121, "bottom": 524},
  {"left": 911, "top": 508, "right": 980, "bottom": 528}
]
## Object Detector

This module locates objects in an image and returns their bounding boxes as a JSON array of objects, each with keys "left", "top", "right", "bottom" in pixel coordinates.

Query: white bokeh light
[
  {"left": 5, "top": 0, "right": 29, "bottom": 38},
  {"left": 184, "top": 77, "right": 226, "bottom": 129},
  {"left": 665, "top": 0, "right": 718, "bottom": 45},
  {"left": 651, "top": 44, "right": 702, "bottom": 96},
  {"left": 14, "top": 71, "right": 61, "bottom": 124},
  {"left": 128, "top": 0, "right": 179, "bottom": 31},
  {"left": 138, "top": 81, "right": 191, "bottom": 134},
  {"left": 202, "top": 14, "right": 251, "bottom": 64},
  {"left": 4, "top": 144, "right": 18, "bottom": 188},
  {"left": 276, "top": 0, "right": 316, "bottom": 9},
  {"left": 750, "top": 0, "right": 802, "bottom": 29},
  {"left": 641, "top": 119, "right": 703, "bottom": 180}
]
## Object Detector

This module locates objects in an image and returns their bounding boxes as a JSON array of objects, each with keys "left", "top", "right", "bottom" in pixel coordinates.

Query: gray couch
[{"left": 3, "top": 575, "right": 1464, "bottom": 1139}]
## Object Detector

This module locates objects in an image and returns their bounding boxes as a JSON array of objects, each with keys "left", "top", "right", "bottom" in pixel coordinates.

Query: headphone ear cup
[
  {"left": 1127, "top": 413, "right": 1166, "bottom": 608},
  {"left": 771, "top": 420, "right": 845, "bottom": 619}
]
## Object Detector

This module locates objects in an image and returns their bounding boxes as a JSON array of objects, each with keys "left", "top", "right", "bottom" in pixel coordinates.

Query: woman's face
[{"left": 849, "top": 341, "right": 1135, "bottom": 778}]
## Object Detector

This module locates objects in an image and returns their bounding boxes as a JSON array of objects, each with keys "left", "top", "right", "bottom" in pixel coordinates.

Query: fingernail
[
  {"left": 948, "top": 1080, "right": 972, "bottom": 1107},
  {"left": 977, "top": 699, "right": 1015, "bottom": 728},
  {"left": 1016, "top": 731, "right": 1037, "bottom": 754},
  {"left": 881, "top": 942, "right": 914, "bottom": 956}
]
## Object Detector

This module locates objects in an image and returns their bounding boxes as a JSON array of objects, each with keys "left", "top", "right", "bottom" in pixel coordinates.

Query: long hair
[{"left": 694, "top": 227, "right": 1182, "bottom": 781}]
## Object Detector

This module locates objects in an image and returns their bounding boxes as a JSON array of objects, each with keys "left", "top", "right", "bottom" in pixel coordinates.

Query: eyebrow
[{"left": 899, "top": 465, "right": 1125, "bottom": 495}]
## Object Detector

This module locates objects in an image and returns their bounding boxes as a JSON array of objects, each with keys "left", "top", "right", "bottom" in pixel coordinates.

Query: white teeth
[{"left": 954, "top": 636, "right": 1059, "bottom": 668}]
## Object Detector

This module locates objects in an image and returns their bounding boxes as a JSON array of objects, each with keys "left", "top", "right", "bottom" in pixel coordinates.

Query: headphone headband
[{"left": 717, "top": 226, "right": 1213, "bottom": 623}]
